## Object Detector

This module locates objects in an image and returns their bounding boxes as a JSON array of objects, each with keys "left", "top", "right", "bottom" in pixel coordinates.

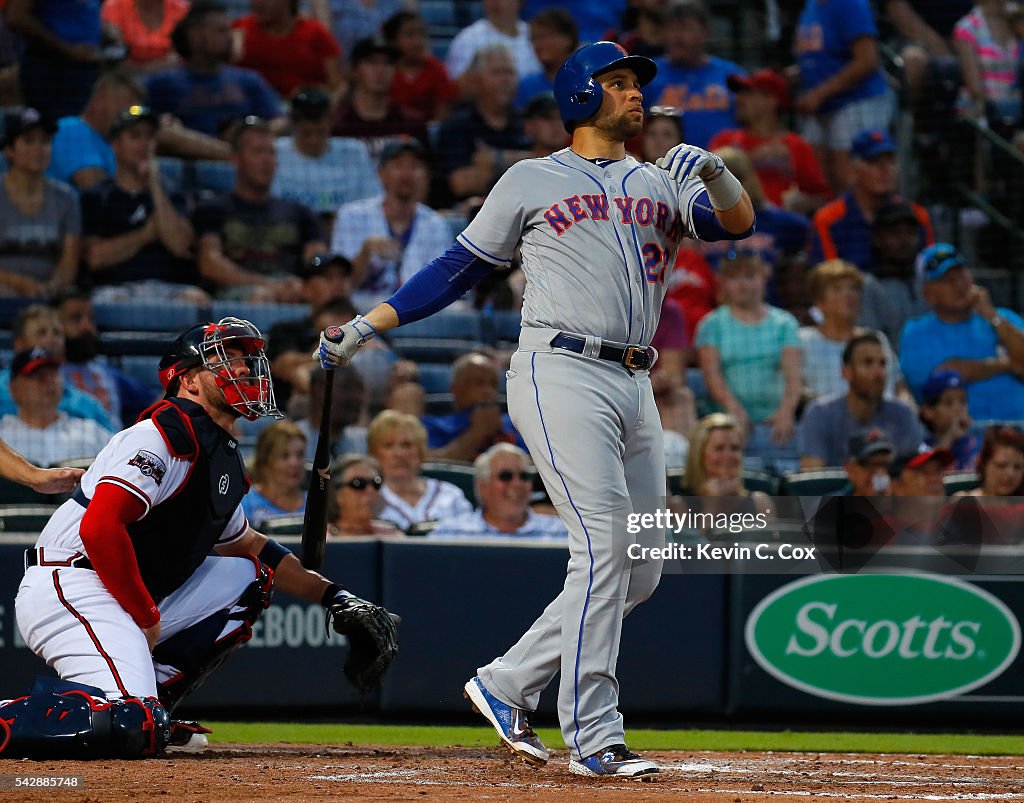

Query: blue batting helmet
[{"left": 553, "top": 41, "right": 657, "bottom": 132}]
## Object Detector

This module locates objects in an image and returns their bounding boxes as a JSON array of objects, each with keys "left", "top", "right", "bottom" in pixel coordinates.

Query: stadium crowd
[{"left": 0, "top": 0, "right": 1022, "bottom": 540}]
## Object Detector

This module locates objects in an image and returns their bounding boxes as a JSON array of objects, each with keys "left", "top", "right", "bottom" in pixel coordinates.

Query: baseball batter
[
  {"left": 318, "top": 42, "right": 754, "bottom": 777},
  {"left": 1, "top": 318, "right": 397, "bottom": 759}
]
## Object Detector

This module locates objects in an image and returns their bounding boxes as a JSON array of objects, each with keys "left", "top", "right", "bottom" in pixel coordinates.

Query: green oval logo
[{"left": 745, "top": 574, "right": 1021, "bottom": 705}]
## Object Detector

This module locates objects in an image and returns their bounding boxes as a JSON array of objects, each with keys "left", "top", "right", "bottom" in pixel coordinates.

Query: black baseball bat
[{"left": 301, "top": 328, "right": 344, "bottom": 569}]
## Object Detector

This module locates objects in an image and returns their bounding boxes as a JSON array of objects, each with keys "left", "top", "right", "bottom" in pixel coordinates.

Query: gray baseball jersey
[
  {"left": 458, "top": 147, "right": 708, "bottom": 345},
  {"left": 463, "top": 147, "right": 720, "bottom": 760}
]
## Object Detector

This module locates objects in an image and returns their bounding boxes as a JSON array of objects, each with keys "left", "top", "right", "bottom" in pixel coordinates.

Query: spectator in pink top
[{"left": 953, "top": 1, "right": 1022, "bottom": 121}]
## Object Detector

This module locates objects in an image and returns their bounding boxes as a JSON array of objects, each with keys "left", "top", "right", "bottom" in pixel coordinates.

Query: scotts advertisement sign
[{"left": 745, "top": 575, "right": 1021, "bottom": 705}]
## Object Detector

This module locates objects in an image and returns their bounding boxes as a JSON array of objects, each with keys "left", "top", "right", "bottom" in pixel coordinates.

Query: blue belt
[{"left": 551, "top": 333, "right": 653, "bottom": 371}]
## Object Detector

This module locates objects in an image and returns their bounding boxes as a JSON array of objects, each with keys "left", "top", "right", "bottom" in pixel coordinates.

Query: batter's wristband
[
  {"left": 702, "top": 167, "right": 743, "bottom": 210},
  {"left": 258, "top": 538, "right": 291, "bottom": 569}
]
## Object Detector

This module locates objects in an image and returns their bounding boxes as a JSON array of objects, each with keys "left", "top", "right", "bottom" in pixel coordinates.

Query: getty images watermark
[
  {"left": 627, "top": 509, "right": 818, "bottom": 564},
  {"left": 619, "top": 497, "right": 1024, "bottom": 575}
]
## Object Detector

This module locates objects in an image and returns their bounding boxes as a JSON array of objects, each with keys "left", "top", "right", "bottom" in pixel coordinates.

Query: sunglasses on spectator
[
  {"left": 494, "top": 470, "right": 532, "bottom": 482},
  {"left": 345, "top": 476, "right": 383, "bottom": 491}
]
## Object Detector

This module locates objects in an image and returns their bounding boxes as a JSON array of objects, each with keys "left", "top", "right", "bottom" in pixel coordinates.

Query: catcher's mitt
[{"left": 325, "top": 594, "right": 400, "bottom": 692}]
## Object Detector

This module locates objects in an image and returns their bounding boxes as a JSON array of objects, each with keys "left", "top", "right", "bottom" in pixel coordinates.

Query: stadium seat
[
  {"left": 484, "top": 310, "right": 522, "bottom": 344},
  {"left": 210, "top": 301, "right": 307, "bottom": 333},
  {"left": 665, "top": 468, "right": 780, "bottom": 496},
  {"left": 94, "top": 301, "right": 203, "bottom": 332},
  {"left": 417, "top": 363, "right": 453, "bottom": 394},
  {"left": 100, "top": 331, "right": 178, "bottom": 356},
  {"left": 781, "top": 469, "right": 849, "bottom": 497},
  {"left": 393, "top": 310, "right": 483, "bottom": 341},
  {"left": 390, "top": 338, "right": 486, "bottom": 363},
  {"left": 0, "top": 296, "right": 42, "bottom": 328},
  {"left": 156, "top": 157, "right": 187, "bottom": 195},
  {"left": 0, "top": 505, "right": 60, "bottom": 535},
  {"left": 944, "top": 471, "right": 981, "bottom": 495},
  {"left": 116, "top": 355, "right": 162, "bottom": 387},
  {"left": 193, "top": 160, "right": 236, "bottom": 193},
  {"left": 260, "top": 515, "right": 305, "bottom": 537},
  {"left": 423, "top": 393, "right": 454, "bottom": 415},
  {"left": 421, "top": 461, "right": 476, "bottom": 506},
  {"left": 51, "top": 457, "right": 96, "bottom": 471},
  {"left": 743, "top": 468, "right": 780, "bottom": 496},
  {"left": 686, "top": 367, "right": 711, "bottom": 413},
  {"left": 0, "top": 477, "right": 52, "bottom": 505},
  {"left": 388, "top": 311, "right": 485, "bottom": 361},
  {"left": 420, "top": 0, "right": 457, "bottom": 27}
]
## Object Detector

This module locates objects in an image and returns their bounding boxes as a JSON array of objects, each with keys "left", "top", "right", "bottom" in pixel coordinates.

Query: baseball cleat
[
  {"left": 463, "top": 676, "right": 548, "bottom": 766},
  {"left": 166, "top": 720, "right": 212, "bottom": 754},
  {"left": 569, "top": 744, "right": 659, "bottom": 777}
]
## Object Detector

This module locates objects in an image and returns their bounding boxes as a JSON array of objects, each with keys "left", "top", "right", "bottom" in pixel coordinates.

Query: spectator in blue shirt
[
  {"left": 918, "top": 369, "right": 981, "bottom": 471},
  {"left": 644, "top": 0, "right": 745, "bottom": 149},
  {"left": 700, "top": 146, "right": 810, "bottom": 277},
  {"left": 47, "top": 70, "right": 145, "bottom": 191},
  {"left": 808, "top": 129, "right": 934, "bottom": 274},
  {"left": 900, "top": 243, "right": 1024, "bottom": 421},
  {"left": 522, "top": 0, "right": 625, "bottom": 46},
  {"left": 0, "top": 304, "right": 114, "bottom": 429},
  {"left": 54, "top": 287, "right": 158, "bottom": 428},
  {"left": 423, "top": 352, "right": 524, "bottom": 462},
  {"left": 798, "top": 332, "right": 924, "bottom": 468},
  {"left": 429, "top": 443, "right": 567, "bottom": 539},
  {"left": 6, "top": 0, "right": 105, "bottom": 120},
  {"left": 515, "top": 8, "right": 578, "bottom": 110},
  {"left": 793, "top": 0, "right": 893, "bottom": 192},
  {"left": 145, "top": 1, "right": 284, "bottom": 138}
]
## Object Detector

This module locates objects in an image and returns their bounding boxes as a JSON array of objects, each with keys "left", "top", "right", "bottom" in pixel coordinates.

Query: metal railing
[{"left": 953, "top": 116, "right": 1024, "bottom": 308}]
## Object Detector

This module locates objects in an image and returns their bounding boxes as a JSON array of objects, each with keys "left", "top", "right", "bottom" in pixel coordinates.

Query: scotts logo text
[{"left": 745, "top": 574, "right": 1021, "bottom": 705}]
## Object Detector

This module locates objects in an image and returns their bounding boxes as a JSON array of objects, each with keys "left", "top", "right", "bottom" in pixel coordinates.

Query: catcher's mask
[{"left": 159, "top": 317, "right": 282, "bottom": 421}]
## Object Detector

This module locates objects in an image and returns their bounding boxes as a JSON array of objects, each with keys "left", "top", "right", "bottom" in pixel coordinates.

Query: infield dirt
[{"left": 2, "top": 744, "right": 1023, "bottom": 801}]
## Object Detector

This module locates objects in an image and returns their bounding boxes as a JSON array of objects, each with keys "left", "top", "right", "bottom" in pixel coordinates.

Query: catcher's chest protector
[{"left": 120, "top": 399, "right": 249, "bottom": 602}]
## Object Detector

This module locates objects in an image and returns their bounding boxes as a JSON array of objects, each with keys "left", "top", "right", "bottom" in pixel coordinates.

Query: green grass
[{"left": 204, "top": 722, "right": 1024, "bottom": 756}]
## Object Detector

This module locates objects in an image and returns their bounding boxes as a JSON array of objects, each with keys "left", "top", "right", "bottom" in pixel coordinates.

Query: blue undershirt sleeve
[
  {"left": 691, "top": 188, "right": 756, "bottom": 241},
  {"left": 385, "top": 241, "right": 494, "bottom": 325}
]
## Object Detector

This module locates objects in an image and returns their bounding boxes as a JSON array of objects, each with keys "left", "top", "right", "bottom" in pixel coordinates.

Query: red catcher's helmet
[{"left": 159, "top": 317, "right": 281, "bottom": 421}]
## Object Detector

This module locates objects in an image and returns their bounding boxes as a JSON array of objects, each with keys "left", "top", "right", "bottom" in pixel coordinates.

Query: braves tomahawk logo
[{"left": 128, "top": 450, "right": 167, "bottom": 485}]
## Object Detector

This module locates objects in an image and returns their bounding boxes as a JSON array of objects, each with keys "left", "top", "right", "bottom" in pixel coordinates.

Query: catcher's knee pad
[
  {"left": 0, "top": 677, "right": 170, "bottom": 759},
  {"left": 156, "top": 559, "right": 273, "bottom": 712}
]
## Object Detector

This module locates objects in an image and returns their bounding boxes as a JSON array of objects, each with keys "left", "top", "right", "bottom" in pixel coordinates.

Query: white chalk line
[
  {"left": 664, "top": 759, "right": 1021, "bottom": 787},
  {"left": 702, "top": 790, "right": 1024, "bottom": 801},
  {"left": 309, "top": 764, "right": 1024, "bottom": 797}
]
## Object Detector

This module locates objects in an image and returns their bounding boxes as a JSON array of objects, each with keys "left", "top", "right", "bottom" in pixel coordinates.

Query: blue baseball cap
[
  {"left": 851, "top": 129, "right": 895, "bottom": 160},
  {"left": 915, "top": 242, "right": 965, "bottom": 282},
  {"left": 921, "top": 369, "right": 965, "bottom": 404}
]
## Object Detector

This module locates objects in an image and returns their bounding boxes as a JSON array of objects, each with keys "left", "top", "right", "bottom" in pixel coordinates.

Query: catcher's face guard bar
[{"left": 165, "top": 317, "right": 283, "bottom": 421}]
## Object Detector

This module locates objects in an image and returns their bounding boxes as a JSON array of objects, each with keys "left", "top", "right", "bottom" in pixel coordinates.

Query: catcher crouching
[{"left": 0, "top": 318, "right": 398, "bottom": 759}]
